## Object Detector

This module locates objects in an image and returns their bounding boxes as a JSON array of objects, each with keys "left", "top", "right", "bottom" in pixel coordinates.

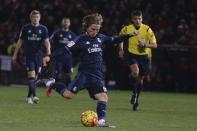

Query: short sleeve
[
  {"left": 43, "top": 26, "right": 49, "bottom": 40},
  {"left": 147, "top": 28, "right": 157, "bottom": 44},
  {"left": 119, "top": 26, "right": 127, "bottom": 35},
  {"left": 49, "top": 32, "right": 56, "bottom": 44},
  {"left": 19, "top": 27, "right": 25, "bottom": 40}
]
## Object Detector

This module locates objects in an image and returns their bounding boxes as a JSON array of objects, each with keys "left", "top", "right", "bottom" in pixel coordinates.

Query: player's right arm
[
  {"left": 118, "top": 42, "right": 124, "bottom": 59},
  {"left": 12, "top": 26, "right": 26, "bottom": 63},
  {"left": 12, "top": 39, "right": 23, "bottom": 63},
  {"left": 118, "top": 26, "right": 127, "bottom": 59}
]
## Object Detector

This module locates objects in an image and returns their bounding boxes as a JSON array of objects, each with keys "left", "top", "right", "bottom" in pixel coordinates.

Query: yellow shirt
[
  {"left": 146, "top": 48, "right": 152, "bottom": 58},
  {"left": 120, "top": 24, "right": 156, "bottom": 55}
]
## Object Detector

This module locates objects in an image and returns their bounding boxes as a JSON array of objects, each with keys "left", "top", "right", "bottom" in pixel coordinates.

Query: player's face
[
  {"left": 30, "top": 14, "right": 40, "bottom": 25},
  {"left": 62, "top": 19, "right": 71, "bottom": 29},
  {"left": 87, "top": 24, "right": 101, "bottom": 37},
  {"left": 132, "top": 15, "right": 142, "bottom": 28}
]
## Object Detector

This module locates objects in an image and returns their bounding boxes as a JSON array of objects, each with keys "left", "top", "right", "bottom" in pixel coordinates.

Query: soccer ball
[{"left": 80, "top": 110, "right": 98, "bottom": 127}]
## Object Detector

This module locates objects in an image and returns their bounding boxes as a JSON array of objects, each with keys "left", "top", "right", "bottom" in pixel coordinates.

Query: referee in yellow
[{"left": 119, "top": 10, "right": 157, "bottom": 111}]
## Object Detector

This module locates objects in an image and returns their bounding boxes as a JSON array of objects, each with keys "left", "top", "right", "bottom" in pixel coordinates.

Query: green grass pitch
[{"left": 0, "top": 86, "right": 197, "bottom": 131}]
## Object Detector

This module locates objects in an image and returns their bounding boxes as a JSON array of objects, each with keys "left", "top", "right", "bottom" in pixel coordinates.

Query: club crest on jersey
[
  {"left": 68, "top": 34, "right": 72, "bottom": 39},
  {"left": 59, "top": 34, "right": 63, "bottom": 37},
  {"left": 97, "top": 38, "right": 101, "bottom": 43},
  {"left": 28, "top": 30, "right": 31, "bottom": 33},
  {"left": 86, "top": 41, "right": 90, "bottom": 45},
  {"left": 39, "top": 30, "right": 42, "bottom": 34}
]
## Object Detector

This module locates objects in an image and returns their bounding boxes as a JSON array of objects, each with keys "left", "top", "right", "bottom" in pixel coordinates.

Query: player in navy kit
[
  {"left": 44, "top": 13, "right": 139, "bottom": 127},
  {"left": 45, "top": 17, "right": 76, "bottom": 96},
  {"left": 12, "top": 10, "right": 51, "bottom": 104}
]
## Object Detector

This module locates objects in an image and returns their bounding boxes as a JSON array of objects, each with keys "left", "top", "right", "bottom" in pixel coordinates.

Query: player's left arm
[
  {"left": 43, "top": 27, "right": 51, "bottom": 66},
  {"left": 43, "top": 38, "right": 51, "bottom": 66},
  {"left": 104, "top": 30, "right": 139, "bottom": 45},
  {"left": 139, "top": 28, "right": 157, "bottom": 48}
]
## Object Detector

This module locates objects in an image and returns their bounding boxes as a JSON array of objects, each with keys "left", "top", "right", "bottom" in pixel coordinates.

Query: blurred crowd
[
  {"left": 0, "top": 0, "right": 197, "bottom": 92},
  {"left": 0, "top": 0, "right": 197, "bottom": 54}
]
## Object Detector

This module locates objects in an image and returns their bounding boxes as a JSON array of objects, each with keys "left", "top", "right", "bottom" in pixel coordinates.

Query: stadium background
[{"left": 0, "top": 0, "right": 197, "bottom": 92}]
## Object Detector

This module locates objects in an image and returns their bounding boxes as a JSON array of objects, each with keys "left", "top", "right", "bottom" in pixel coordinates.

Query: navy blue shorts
[
  {"left": 126, "top": 52, "right": 150, "bottom": 75},
  {"left": 26, "top": 56, "right": 42, "bottom": 74},
  {"left": 67, "top": 72, "right": 107, "bottom": 99},
  {"left": 52, "top": 53, "right": 72, "bottom": 76}
]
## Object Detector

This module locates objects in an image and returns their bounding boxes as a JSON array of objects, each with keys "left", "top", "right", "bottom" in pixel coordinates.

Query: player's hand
[
  {"left": 131, "top": 30, "right": 140, "bottom": 36},
  {"left": 12, "top": 55, "right": 17, "bottom": 64},
  {"left": 138, "top": 39, "right": 146, "bottom": 47},
  {"left": 43, "top": 56, "right": 50, "bottom": 67},
  {"left": 118, "top": 50, "right": 124, "bottom": 59}
]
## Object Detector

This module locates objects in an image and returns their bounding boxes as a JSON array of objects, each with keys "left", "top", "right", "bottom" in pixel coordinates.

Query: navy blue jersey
[
  {"left": 71, "top": 33, "right": 130, "bottom": 78},
  {"left": 19, "top": 24, "right": 49, "bottom": 57},
  {"left": 50, "top": 29, "right": 76, "bottom": 54}
]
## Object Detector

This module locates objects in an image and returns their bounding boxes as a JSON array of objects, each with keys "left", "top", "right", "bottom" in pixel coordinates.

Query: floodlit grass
[{"left": 0, "top": 86, "right": 197, "bottom": 131}]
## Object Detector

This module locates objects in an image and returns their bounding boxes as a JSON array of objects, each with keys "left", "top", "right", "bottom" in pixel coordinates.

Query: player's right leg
[
  {"left": 27, "top": 70, "right": 37, "bottom": 104},
  {"left": 130, "top": 63, "right": 140, "bottom": 111}
]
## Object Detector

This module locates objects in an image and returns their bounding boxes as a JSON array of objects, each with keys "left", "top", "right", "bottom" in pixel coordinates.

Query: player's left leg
[
  {"left": 44, "top": 72, "right": 85, "bottom": 99},
  {"left": 62, "top": 54, "right": 72, "bottom": 86},
  {"left": 26, "top": 57, "right": 40, "bottom": 104},
  {"left": 129, "top": 63, "right": 140, "bottom": 111}
]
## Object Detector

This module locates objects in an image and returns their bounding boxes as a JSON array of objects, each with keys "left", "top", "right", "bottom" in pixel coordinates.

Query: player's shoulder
[
  {"left": 120, "top": 24, "right": 134, "bottom": 33},
  {"left": 97, "top": 33, "right": 106, "bottom": 38},
  {"left": 68, "top": 30, "right": 75, "bottom": 34},
  {"left": 73, "top": 32, "right": 86, "bottom": 42},
  {"left": 38, "top": 24, "right": 48, "bottom": 30},
  {"left": 22, "top": 23, "right": 32, "bottom": 29},
  {"left": 141, "top": 24, "right": 152, "bottom": 31},
  {"left": 77, "top": 32, "right": 87, "bottom": 38},
  {"left": 53, "top": 29, "right": 62, "bottom": 35}
]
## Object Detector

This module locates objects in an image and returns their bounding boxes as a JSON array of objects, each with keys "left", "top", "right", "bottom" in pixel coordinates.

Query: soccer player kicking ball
[
  {"left": 44, "top": 13, "right": 138, "bottom": 127},
  {"left": 119, "top": 10, "right": 157, "bottom": 111},
  {"left": 12, "top": 10, "right": 51, "bottom": 104}
]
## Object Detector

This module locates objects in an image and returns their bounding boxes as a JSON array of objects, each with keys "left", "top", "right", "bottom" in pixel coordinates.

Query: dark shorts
[
  {"left": 26, "top": 56, "right": 42, "bottom": 74},
  {"left": 126, "top": 52, "right": 150, "bottom": 75},
  {"left": 52, "top": 53, "right": 72, "bottom": 76},
  {"left": 67, "top": 72, "right": 107, "bottom": 99}
]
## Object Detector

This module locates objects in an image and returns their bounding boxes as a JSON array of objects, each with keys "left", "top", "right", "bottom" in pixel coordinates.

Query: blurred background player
[
  {"left": 145, "top": 48, "right": 152, "bottom": 82},
  {"left": 12, "top": 10, "right": 51, "bottom": 104},
  {"left": 46, "top": 17, "right": 76, "bottom": 96},
  {"left": 43, "top": 13, "right": 139, "bottom": 127},
  {"left": 119, "top": 10, "right": 157, "bottom": 111}
]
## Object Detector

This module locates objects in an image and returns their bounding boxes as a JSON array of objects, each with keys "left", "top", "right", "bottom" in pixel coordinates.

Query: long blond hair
[{"left": 82, "top": 13, "right": 103, "bottom": 31}]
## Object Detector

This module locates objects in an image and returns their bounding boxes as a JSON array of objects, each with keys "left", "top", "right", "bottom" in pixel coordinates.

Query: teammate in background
[
  {"left": 43, "top": 13, "right": 139, "bottom": 127},
  {"left": 145, "top": 48, "right": 152, "bottom": 82},
  {"left": 12, "top": 10, "right": 51, "bottom": 104},
  {"left": 119, "top": 10, "right": 157, "bottom": 111},
  {"left": 47, "top": 17, "right": 76, "bottom": 96}
]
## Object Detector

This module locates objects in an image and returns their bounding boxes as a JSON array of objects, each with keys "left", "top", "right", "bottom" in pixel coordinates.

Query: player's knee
[
  {"left": 28, "top": 71, "right": 36, "bottom": 78},
  {"left": 56, "top": 73, "right": 63, "bottom": 82},
  {"left": 131, "top": 72, "right": 139, "bottom": 78},
  {"left": 95, "top": 92, "right": 108, "bottom": 102},
  {"left": 63, "top": 90, "right": 74, "bottom": 99}
]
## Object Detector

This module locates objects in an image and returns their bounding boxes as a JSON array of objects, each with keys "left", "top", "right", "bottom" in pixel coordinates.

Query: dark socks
[
  {"left": 131, "top": 77, "right": 139, "bottom": 96},
  {"left": 28, "top": 78, "right": 36, "bottom": 97},
  {"left": 96, "top": 101, "right": 107, "bottom": 120},
  {"left": 65, "top": 76, "right": 71, "bottom": 86},
  {"left": 137, "top": 81, "right": 143, "bottom": 97},
  {"left": 52, "top": 82, "right": 67, "bottom": 95}
]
